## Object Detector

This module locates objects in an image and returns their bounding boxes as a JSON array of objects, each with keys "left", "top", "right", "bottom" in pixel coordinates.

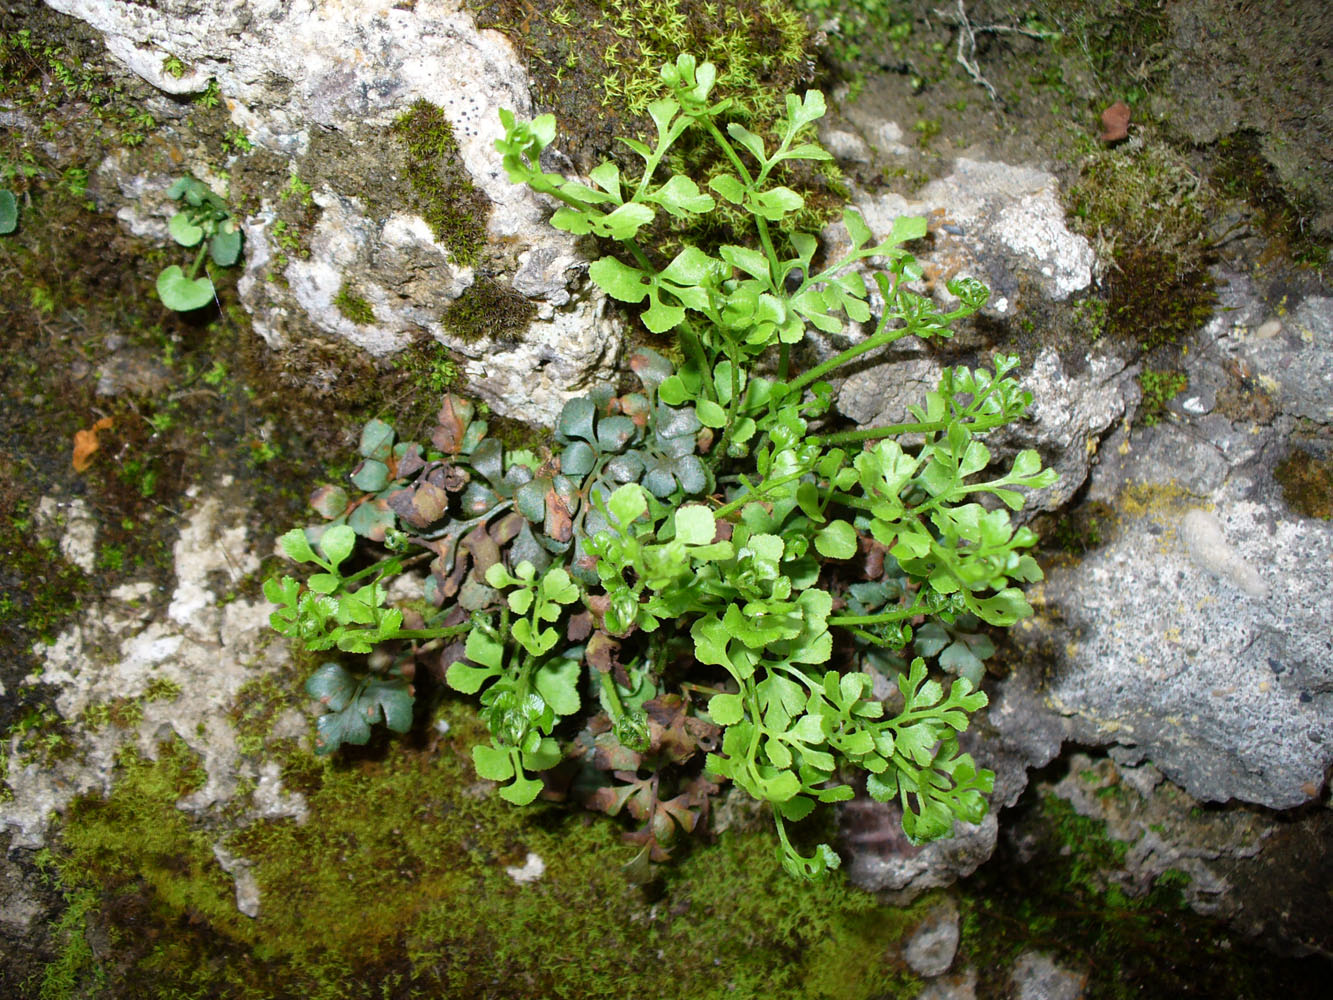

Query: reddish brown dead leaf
[
  {"left": 543, "top": 486, "right": 573, "bottom": 543},
  {"left": 567, "top": 610, "right": 594, "bottom": 643},
  {"left": 1099, "top": 101, "right": 1131, "bottom": 142},
  {"left": 72, "top": 416, "right": 113, "bottom": 472},
  {"left": 431, "top": 394, "right": 468, "bottom": 454}
]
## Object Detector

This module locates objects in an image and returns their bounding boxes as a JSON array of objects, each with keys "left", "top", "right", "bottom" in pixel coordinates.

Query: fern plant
[{"left": 264, "top": 55, "right": 1056, "bottom": 879}]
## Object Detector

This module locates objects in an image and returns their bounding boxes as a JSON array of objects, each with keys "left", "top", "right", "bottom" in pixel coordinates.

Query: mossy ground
[{"left": 32, "top": 701, "right": 926, "bottom": 999}]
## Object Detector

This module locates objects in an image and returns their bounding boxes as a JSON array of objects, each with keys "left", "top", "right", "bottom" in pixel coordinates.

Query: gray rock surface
[
  {"left": 827, "top": 150, "right": 1128, "bottom": 516},
  {"left": 903, "top": 896, "right": 961, "bottom": 977},
  {"left": 915, "top": 968, "right": 977, "bottom": 1000},
  {"left": 1010, "top": 951, "right": 1086, "bottom": 1000},
  {"left": 841, "top": 158, "right": 1096, "bottom": 312},
  {"left": 1004, "top": 278, "right": 1333, "bottom": 811}
]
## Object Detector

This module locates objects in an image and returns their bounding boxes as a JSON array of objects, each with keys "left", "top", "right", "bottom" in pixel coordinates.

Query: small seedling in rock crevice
[{"left": 156, "top": 175, "right": 242, "bottom": 312}]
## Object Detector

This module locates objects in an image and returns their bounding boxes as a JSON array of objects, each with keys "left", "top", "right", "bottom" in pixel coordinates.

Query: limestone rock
[
  {"left": 48, "top": 0, "right": 621, "bottom": 424},
  {"left": 2, "top": 482, "right": 306, "bottom": 851},
  {"left": 903, "top": 896, "right": 961, "bottom": 977},
  {"left": 1004, "top": 277, "right": 1333, "bottom": 810},
  {"left": 1010, "top": 951, "right": 1087, "bottom": 1000}
]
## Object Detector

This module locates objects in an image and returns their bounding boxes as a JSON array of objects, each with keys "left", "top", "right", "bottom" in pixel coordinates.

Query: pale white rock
[
  {"left": 848, "top": 158, "right": 1094, "bottom": 309},
  {"left": 869, "top": 119, "right": 911, "bottom": 157},
  {"left": 252, "top": 759, "right": 309, "bottom": 824},
  {"left": 1180, "top": 508, "right": 1269, "bottom": 599},
  {"left": 1011, "top": 951, "right": 1086, "bottom": 1000},
  {"left": 3, "top": 487, "right": 304, "bottom": 860},
  {"left": 819, "top": 126, "right": 872, "bottom": 164},
  {"left": 903, "top": 897, "right": 961, "bottom": 977},
  {"left": 916, "top": 968, "right": 978, "bottom": 1000},
  {"left": 37, "top": 496, "right": 97, "bottom": 574},
  {"left": 504, "top": 851, "right": 546, "bottom": 884},
  {"left": 213, "top": 844, "right": 262, "bottom": 919},
  {"left": 52, "top": 0, "right": 621, "bottom": 424}
]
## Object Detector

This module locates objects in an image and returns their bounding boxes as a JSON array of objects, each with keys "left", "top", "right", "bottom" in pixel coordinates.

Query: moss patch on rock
[
  {"left": 390, "top": 99, "right": 489, "bottom": 267},
  {"left": 1275, "top": 448, "right": 1333, "bottom": 520},
  {"left": 333, "top": 281, "right": 375, "bottom": 326},
  {"left": 955, "top": 777, "right": 1331, "bottom": 999},
  {"left": 442, "top": 275, "right": 536, "bottom": 344},
  {"left": 468, "top": 0, "right": 810, "bottom": 169},
  {"left": 38, "top": 702, "right": 929, "bottom": 998}
]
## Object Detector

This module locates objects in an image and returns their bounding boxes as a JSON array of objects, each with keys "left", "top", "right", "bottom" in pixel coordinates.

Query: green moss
[
  {"left": 1069, "top": 138, "right": 1218, "bottom": 350},
  {"left": 229, "top": 671, "right": 303, "bottom": 758},
  {"left": 35, "top": 886, "right": 106, "bottom": 1000},
  {"left": 1070, "top": 295, "right": 1108, "bottom": 342},
  {"left": 333, "top": 281, "right": 375, "bottom": 325},
  {"left": 790, "top": 0, "right": 914, "bottom": 91},
  {"left": 42, "top": 703, "right": 928, "bottom": 998},
  {"left": 1275, "top": 448, "right": 1333, "bottom": 520},
  {"left": 469, "top": 0, "right": 809, "bottom": 169},
  {"left": 442, "top": 275, "right": 536, "bottom": 344},
  {"left": 391, "top": 100, "right": 490, "bottom": 267},
  {"left": 1137, "top": 368, "right": 1188, "bottom": 426},
  {"left": 0, "top": 500, "right": 87, "bottom": 651}
]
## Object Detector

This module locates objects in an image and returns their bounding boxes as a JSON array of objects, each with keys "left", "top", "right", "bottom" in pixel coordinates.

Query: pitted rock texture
[
  {"left": 839, "top": 157, "right": 1096, "bottom": 313},
  {"left": 1004, "top": 278, "right": 1333, "bottom": 811}
]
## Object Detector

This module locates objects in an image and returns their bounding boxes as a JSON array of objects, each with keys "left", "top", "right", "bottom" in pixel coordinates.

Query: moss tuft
[
  {"left": 333, "top": 281, "right": 375, "bottom": 325},
  {"left": 1069, "top": 137, "right": 1219, "bottom": 350},
  {"left": 390, "top": 100, "right": 490, "bottom": 267},
  {"left": 468, "top": 0, "right": 810, "bottom": 170},
  {"left": 442, "top": 275, "right": 536, "bottom": 344},
  {"left": 1274, "top": 448, "right": 1333, "bottom": 520}
]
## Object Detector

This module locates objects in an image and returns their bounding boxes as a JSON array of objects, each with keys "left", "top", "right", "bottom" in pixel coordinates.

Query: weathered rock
[
  {"left": 824, "top": 148, "right": 1126, "bottom": 515},
  {"left": 840, "top": 158, "right": 1097, "bottom": 313},
  {"left": 2, "top": 482, "right": 307, "bottom": 878},
  {"left": 1010, "top": 950, "right": 1087, "bottom": 1000},
  {"left": 49, "top": 0, "right": 621, "bottom": 424},
  {"left": 902, "top": 896, "right": 961, "bottom": 977},
  {"left": 915, "top": 968, "right": 978, "bottom": 1000},
  {"left": 1002, "top": 278, "right": 1333, "bottom": 811}
]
